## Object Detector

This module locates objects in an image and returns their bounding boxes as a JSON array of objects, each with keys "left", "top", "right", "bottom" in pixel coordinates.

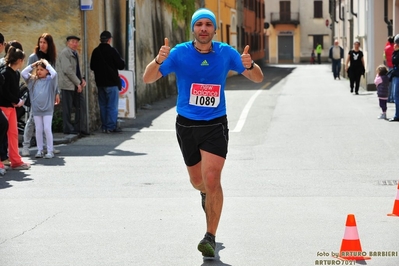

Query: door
[{"left": 278, "top": 35, "right": 293, "bottom": 63}]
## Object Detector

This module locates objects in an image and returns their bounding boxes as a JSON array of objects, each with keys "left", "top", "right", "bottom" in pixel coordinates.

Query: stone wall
[
  {"left": 0, "top": 0, "right": 190, "bottom": 131},
  {"left": 135, "top": 0, "right": 188, "bottom": 107}
]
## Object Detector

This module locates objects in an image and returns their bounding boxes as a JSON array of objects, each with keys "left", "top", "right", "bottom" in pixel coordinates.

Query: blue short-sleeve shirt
[{"left": 159, "top": 41, "right": 245, "bottom": 121}]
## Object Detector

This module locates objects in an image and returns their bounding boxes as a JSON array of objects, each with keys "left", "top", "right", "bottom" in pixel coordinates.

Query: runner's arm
[
  {"left": 143, "top": 59, "right": 163, "bottom": 84},
  {"left": 242, "top": 63, "right": 264, "bottom": 83}
]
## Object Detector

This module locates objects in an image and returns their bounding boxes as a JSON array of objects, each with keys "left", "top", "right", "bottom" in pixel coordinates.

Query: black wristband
[
  {"left": 246, "top": 60, "right": 254, "bottom": 70},
  {"left": 155, "top": 58, "right": 163, "bottom": 65}
]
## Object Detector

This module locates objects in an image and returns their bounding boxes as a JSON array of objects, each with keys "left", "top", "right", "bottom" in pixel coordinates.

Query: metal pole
[{"left": 83, "top": 10, "right": 90, "bottom": 133}]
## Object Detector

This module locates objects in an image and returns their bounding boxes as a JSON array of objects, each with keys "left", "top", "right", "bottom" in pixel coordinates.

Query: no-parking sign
[{"left": 118, "top": 70, "right": 135, "bottom": 118}]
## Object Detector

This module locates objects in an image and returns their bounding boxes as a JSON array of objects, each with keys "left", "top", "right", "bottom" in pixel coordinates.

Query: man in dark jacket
[
  {"left": 329, "top": 40, "right": 344, "bottom": 80},
  {"left": 90, "top": 31, "right": 125, "bottom": 133}
]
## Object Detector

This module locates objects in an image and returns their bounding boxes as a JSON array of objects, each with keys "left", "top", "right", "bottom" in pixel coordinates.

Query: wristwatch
[{"left": 246, "top": 60, "right": 254, "bottom": 70}]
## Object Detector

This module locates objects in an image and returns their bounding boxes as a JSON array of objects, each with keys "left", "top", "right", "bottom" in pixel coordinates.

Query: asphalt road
[{"left": 1, "top": 64, "right": 398, "bottom": 266}]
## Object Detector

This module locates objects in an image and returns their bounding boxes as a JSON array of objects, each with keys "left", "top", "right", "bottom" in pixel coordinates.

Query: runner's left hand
[{"left": 241, "top": 45, "right": 252, "bottom": 69}]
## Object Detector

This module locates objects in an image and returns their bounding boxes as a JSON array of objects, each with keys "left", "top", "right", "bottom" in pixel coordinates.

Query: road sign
[
  {"left": 118, "top": 70, "right": 135, "bottom": 118},
  {"left": 80, "top": 0, "right": 93, "bottom": 11}
]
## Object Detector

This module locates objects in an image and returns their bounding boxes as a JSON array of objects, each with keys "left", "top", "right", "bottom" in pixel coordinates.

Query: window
[
  {"left": 280, "top": 1, "right": 291, "bottom": 21},
  {"left": 313, "top": 35, "right": 323, "bottom": 49},
  {"left": 226, "top": 25, "right": 230, "bottom": 45},
  {"left": 314, "top": 1, "right": 323, "bottom": 18}
]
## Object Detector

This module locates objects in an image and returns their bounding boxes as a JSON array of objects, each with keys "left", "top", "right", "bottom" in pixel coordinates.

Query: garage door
[{"left": 278, "top": 35, "right": 293, "bottom": 63}]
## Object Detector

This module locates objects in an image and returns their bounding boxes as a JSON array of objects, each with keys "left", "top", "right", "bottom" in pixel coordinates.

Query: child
[
  {"left": 374, "top": 64, "right": 390, "bottom": 119},
  {"left": 21, "top": 59, "right": 57, "bottom": 158},
  {"left": 310, "top": 49, "right": 315, "bottom": 64}
]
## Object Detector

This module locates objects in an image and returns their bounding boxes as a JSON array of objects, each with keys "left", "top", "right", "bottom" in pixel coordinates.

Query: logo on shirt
[
  {"left": 201, "top": 60, "right": 209, "bottom": 66},
  {"left": 353, "top": 53, "right": 359, "bottom": 60}
]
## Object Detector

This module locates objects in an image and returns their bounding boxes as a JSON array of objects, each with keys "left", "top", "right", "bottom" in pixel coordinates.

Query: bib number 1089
[
  {"left": 189, "top": 83, "right": 221, "bottom": 108},
  {"left": 195, "top": 96, "right": 216, "bottom": 106}
]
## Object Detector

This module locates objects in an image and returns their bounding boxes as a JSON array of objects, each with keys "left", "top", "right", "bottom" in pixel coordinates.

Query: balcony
[{"left": 270, "top": 12, "right": 300, "bottom": 27}]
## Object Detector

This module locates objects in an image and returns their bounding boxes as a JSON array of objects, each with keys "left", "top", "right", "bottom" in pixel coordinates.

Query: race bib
[{"left": 189, "top": 83, "right": 221, "bottom": 108}]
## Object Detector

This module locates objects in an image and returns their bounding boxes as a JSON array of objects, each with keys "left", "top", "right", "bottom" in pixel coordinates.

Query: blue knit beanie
[{"left": 191, "top": 8, "right": 217, "bottom": 31}]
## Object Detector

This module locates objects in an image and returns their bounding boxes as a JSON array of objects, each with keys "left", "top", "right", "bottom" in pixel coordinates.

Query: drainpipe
[
  {"left": 350, "top": 0, "right": 357, "bottom": 17},
  {"left": 329, "top": 0, "right": 335, "bottom": 44},
  {"left": 333, "top": 0, "right": 338, "bottom": 23},
  {"left": 339, "top": 0, "right": 344, "bottom": 21},
  {"left": 384, "top": 0, "right": 393, "bottom": 36}
]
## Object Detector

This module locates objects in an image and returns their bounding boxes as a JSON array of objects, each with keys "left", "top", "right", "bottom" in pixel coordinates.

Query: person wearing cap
[
  {"left": 345, "top": 41, "right": 365, "bottom": 95},
  {"left": 388, "top": 34, "right": 399, "bottom": 121},
  {"left": 143, "top": 8, "right": 263, "bottom": 257},
  {"left": 90, "top": 31, "right": 125, "bottom": 133},
  {"left": 57, "top": 35, "right": 88, "bottom": 135}
]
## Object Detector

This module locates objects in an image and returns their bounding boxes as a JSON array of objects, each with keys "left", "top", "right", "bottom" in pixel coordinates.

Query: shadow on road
[
  {"left": 226, "top": 65, "right": 296, "bottom": 91},
  {"left": 0, "top": 171, "right": 32, "bottom": 189},
  {"left": 201, "top": 242, "right": 232, "bottom": 266}
]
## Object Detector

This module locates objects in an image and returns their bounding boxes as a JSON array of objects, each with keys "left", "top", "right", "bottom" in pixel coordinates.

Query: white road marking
[
  {"left": 124, "top": 81, "right": 270, "bottom": 133},
  {"left": 231, "top": 82, "right": 270, "bottom": 133},
  {"left": 123, "top": 128, "right": 175, "bottom": 132}
]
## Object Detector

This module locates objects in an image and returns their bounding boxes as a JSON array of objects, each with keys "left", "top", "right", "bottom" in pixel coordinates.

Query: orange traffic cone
[
  {"left": 338, "top": 214, "right": 371, "bottom": 261},
  {"left": 387, "top": 183, "right": 399, "bottom": 217}
]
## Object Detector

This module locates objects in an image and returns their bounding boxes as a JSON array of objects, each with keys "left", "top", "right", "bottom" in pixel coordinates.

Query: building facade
[
  {"left": 265, "top": 0, "right": 332, "bottom": 63},
  {"left": 330, "top": 0, "right": 398, "bottom": 90},
  {"left": 203, "top": 0, "right": 266, "bottom": 64}
]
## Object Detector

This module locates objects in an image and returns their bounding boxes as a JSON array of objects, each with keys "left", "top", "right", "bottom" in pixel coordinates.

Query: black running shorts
[{"left": 175, "top": 114, "right": 229, "bottom": 166}]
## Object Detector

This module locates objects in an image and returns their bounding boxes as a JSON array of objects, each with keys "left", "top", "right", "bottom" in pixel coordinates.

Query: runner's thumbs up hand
[
  {"left": 241, "top": 45, "right": 253, "bottom": 69},
  {"left": 156, "top": 38, "right": 171, "bottom": 64}
]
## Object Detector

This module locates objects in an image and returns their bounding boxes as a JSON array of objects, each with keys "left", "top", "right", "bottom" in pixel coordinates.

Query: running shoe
[{"left": 198, "top": 233, "right": 216, "bottom": 257}]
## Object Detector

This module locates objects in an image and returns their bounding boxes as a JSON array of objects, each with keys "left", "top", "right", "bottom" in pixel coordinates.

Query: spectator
[
  {"left": 0, "top": 39, "right": 23, "bottom": 167},
  {"left": 374, "top": 65, "right": 389, "bottom": 120},
  {"left": 21, "top": 33, "right": 60, "bottom": 157},
  {"left": 0, "top": 46, "right": 30, "bottom": 170},
  {"left": 310, "top": 49, "right": 315, "bottom": 64},
  {"left": 388, "top": 34, "right": 399, "bottom": 122},
  {"left": 90, "top": 31, "right": 125, "bottom": 133},
  {"left": 329, "top": 40, "right": 344, "bottom": 80},
  {"left": 384, "top": 36, "right": 395, "bottom": 102},
  {"left": 57, "top": 35, "right": 89, "bottom": 136},
  {"left": 21, "top": 59, "right": 58, "bottom": 159},
  {"left": 316, "top": 43, "right": 322, "bottom": 64},
  {"left": 345, "top": 41, "right": 365, "bottom": 95},
  {"left": 0, "top": 33, "right": 8, "bottom": 175}
]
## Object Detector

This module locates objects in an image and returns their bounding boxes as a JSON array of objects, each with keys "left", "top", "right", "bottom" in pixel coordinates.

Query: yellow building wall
[
  {"left": 268, "top": 24, "right": 301, "bottom": 64},
  {"left": 204, "top": 0, "right": 236, "bottom": 44}
]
